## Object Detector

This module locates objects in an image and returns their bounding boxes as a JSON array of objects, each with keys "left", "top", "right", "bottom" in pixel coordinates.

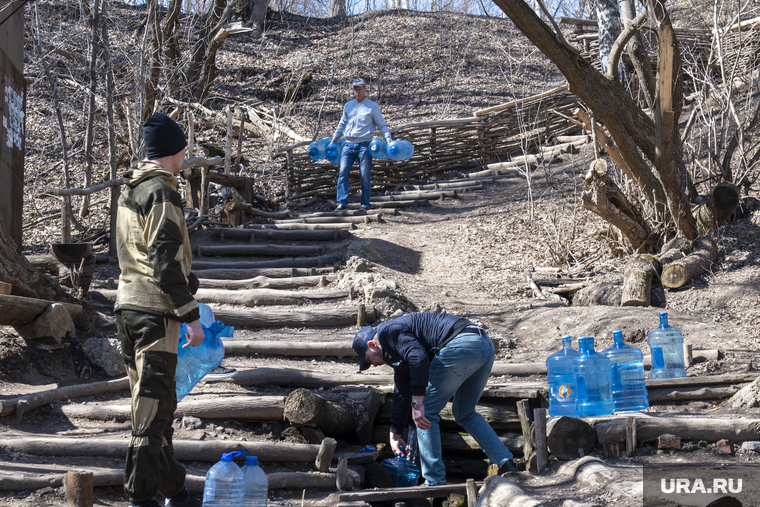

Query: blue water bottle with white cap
[
  {"left": 546, "top": 335, "right": 581, "bottom": 417},
  {"left": 369, "top": 138, "right": 388, "bottom": 159},
  {"left": 602, "top": 330, "right": 649, "bottom": 412},
  {"left": 325, "top": 139, "right": 346, "bottom": 164},
  {"left": 648, "top": 312, "right": 687, "bottom": 379},
  {"left": 308, "top": 137, "right": 331, "bottom": 161},
  {"left": 573, "top": 336, "right": 614, "bottom": 417}
]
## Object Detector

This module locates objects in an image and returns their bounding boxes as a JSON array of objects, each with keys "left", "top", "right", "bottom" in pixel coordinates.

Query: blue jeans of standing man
[
  {"left": 336, "top": 141, "right": 372, "bottom": 207},
  {"left": 416, "top": 332, "right": 514, "bottom": 486}
]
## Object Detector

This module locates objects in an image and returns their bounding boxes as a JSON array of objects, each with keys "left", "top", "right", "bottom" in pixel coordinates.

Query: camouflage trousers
[{"left": 116, "top": 310, "right": 186, "bottom": 503}]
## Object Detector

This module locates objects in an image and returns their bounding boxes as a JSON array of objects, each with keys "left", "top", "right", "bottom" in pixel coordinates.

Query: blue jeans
[
  {"left": 336, "top": 141, "right": 372, "bottom": 207},
  {"left": 416, "top": 332, "right": 513, "bottom": 485}
]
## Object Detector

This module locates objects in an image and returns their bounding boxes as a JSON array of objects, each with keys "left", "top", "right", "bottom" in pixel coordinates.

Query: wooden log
[
  {"left": 191, "top": 255, "right": 337, "bottom": 270},
  {"left": 284, "top": 388, "right": 355, "bottom": 438},
  {"left": 235, "top": 367, "right": 393, "bottom": 389},
  {"left": 65, "top": 470, "right": 93, "bottom": 507},
  {"left": 274, "top": 216, "right": 377, "bottom": 225},
  {"left": 661, "top": 236, "right": 719, "bottom": 288},
  {"left": 13, "top": 302, "right": 76, "bottom": 342},
  {"left": 214, "top": 306, "right": 377, "bottom": 328},
  {"left": 595, "top": 415, "right": 760, "bottom": 445},
  {"left": 0, "top": 468, "right": 127, "bottom": 492},
  {"left": 198, "top": 274, "right": 337, "bottom": 290},
  {"left": 194, "top": 288, "right": 349, "bottom": 307},
  {"left": 546, "top": 416, "right": 596, "bottom": 460},
  {"left": 356, "top": 388, "right": 387, "bottom": 445},
  {"left": 336, "top": 458, "right": 350, "bottom": 491},
  {"left": 323, "top": 483, "right": 469, "bottom": 505},
  {"left": 315, "top": 437, "right": 337, "bottom": 472},
  {"left": 345, "top": 200, "right": 429, "bottom": 209},
  {"left": 194, "top": 267, "right": 334, "bottom": 280},
  {"left": 626, "top": 416, "right": 637, "bottom": 457},
  {"left": 647, "top": 385, "right": 740, "bottom": 403},
  {"left": 300, "top": 209, "right": 391, "bottom": 217},
  {"left": 516, "top": 400, "right": 534, "bottom": 459},
  {"left": 476, "top": 475, "right": 543, "bottom": 507},
  {"left": 404, "top": 179, "right": 494, "bottom": 190},
  {"left": 252, "top": 222, "right": 354, "bottom": 231},
  {"left": 196, "top": 244, "right": 325, "bottom": 257},
  {"left": 268, "top": 471, "right": 337, "bottom": 490},
  {"left": 0, "top": 377, "right": 129, "bottom": 418},
  {"left": 59, "top": 396, "right": 285, "bottom": 422},
  {"left": 224, "top": 340, "right": 355, "bottom": 358},
  {"left": 370, "top": 191, "right": 457, "bottom": 201},
  {"left": 491, "top": 362, "right": 547, "bottom": 376},
  {"left": 657, "top": 434, "right": 680, "bottom": 449},
  {"left": 693, "top": 181, "right": 740, "bottom": 234},
  {"left": 657, "top": 237, "right": 692, "bottom": 266},
  {"left": 376, "top": 399, "right": 520, "bottom": 430},
  {"left": 0, "top": 294, "right": 82, "bottom": 327},
  {"left": 620, "top": 254, "right": 661, "bottom": 307},
  {"left": 214, "top": 228, "right": 349, "bottom": 242},
  {"left": 533, "top": 409, "right": 548, "bottom": 474}
]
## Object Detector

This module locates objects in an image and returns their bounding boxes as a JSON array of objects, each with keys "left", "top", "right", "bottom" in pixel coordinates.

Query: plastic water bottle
[
  {"left": 369, "top": 138, "right": 388, "bottom": 159},
  {"left": 176, "top": 320, "right": 226, "bottom": 401},
  {"left": 546, "top": 335, "right": 581, "bottom": 417},
  {"left": 380, "top": 456, "right": 420, "bottom": 487},
  {"left": 325, "top": 139, "right": 346, "bottom": 164},
  {"left": 240, "top": 452, "right": 268, "bottom": 507},
  {"left": 601, "top": 330, "right": 649, "bottom": 412},
  {"left": 199, "top": 302, "right": 215, "bottom": 327},
  {"left": 218, "top": 325, "right": 234, "bottom": 338},
  {"left": 308, "top": 137, "right": 331, "bottom": 161},
  {"left": 203, "top": 452, "right": 245, "bottom": 506},
  {"left": 387, "top": 140, "right": 414, "bottom": 161},
  {"left": 648, "top": 312, "right": 687, "bottom": 379},
  {"left": 573, "top": 336, "right": 614, "bottom": 417}
]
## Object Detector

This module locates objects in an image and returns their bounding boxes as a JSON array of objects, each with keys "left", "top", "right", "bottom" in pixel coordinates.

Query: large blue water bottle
[
  {"left": 380, "top": 455, "right": 420, "bottom": 487},
  {"left": 203, "top": 452, "right": 245, "bottom": 506},
  {"left": 387, "top": 140, "right": 414, "bottom": 161},
  {"left": 176, "top": 319, "right": 226, "bottom": 401},
  {"left": 325, "top": 139, "right": 346, "bottom": 164},
  {"left": 573, "top": 337, "right": 614, "bottom": 417},
  {"left": 240, "top": 450, "right": 268, "bottom": 507},
  {"left": 369, "top": 138, "right": 388, "bottom": 159},
  {"left": 546, "top": 335, "right": 581, "bottom": 417},
  {"left": 308, "top": 137, "right": 332, "bottom": 161},
  {"left": 648, "top": 312, "right": 687, "bottom": 379},
  {"left": 601, "top": 330, "right": 649, "bottom": 412}
]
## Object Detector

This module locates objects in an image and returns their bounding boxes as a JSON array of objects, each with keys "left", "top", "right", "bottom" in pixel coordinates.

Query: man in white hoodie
[{"left": 330, "top": 78, "right": 393, "bottom": 211}]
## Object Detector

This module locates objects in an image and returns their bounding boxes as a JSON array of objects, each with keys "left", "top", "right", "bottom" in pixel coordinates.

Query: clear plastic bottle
[
  {"left": 199, "top": 302, "right": 215, "bottom": 327},
  {"left": 648, "top": 312, "right": 687, "bottom": 379},
  {"left": 387, "top": 140, "right": 414, "bottom": 161},
  {"left": 601, "top": 330, "right": 649, "bottom": 412},
  {"left": 380, "top": 456, "right": 420, "bottom": 487},
  {"left": 573, "top": 336, "right": 614, "bottom": 417},
  {"left": 203, "top": 452, "right": 245, "bottom": 506},
  {"left": 369, "top": 138, "right": 388, "bottom": 159},
  {"left": 308, "top": 137, "right": 332, "bottom": 161},
  {"left": 176, "top": 320, "right": 226, "bottom": 401},
  {"left": 325, "top": 139, "right": 346, "bottom": 164},
  {"left": 240, "top": 453, "right": 268, "bottom": 507},
  {"left": 546, "top": 335, "right": 581, "bottom": 417}
]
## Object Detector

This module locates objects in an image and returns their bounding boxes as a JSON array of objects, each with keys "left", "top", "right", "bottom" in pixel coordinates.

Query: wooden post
[
  {"left": 357, "top": 304, "right": 366, "bottom": 327},
  {"left": 225, "top": 108, "right": 233, "bottom": 175},
  {"left": 466, "top": 478, "right": 478, "bottom": 507},
  {"left": 200, "top": 167, "right": 209, "bottom": 218},
  {"left": 0, "top": 282, "right": 11, "bottom": 295},
  {"left": 61, "top": 196, "right": 72, "bottom": 243},
  {"left": 336, "top": 458, "right": 350, "bottom": 491},
  {"left": 684, "top": 344, "right": 693, "bottom": 368},
  {"left": 236, "top": 107, "right": 246, "bottom": 169},
  {"left": 65, "top": 470, "right": 93, "bottom": 507},
  {"left": 315, "top": 437, "right": 337, "bottom": 472},
  {"left": 516, "top": 400, "right": 534, "bottom": 459},
  {"left": 533, "top": 408, "right": 548, "bottom": 474},
  {"left": 285, "top": 150, "right": 294, "bottom": 203},
  {"left": 626, "top": 416, "right": 637, "bottom": 457},
  {"left": 187, "top": 109, "right": 194, "bottom": 157}
]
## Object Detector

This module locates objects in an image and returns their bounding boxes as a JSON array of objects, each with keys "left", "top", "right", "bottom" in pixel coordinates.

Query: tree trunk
[
  {"left": 79, "top": 0, "right": 102, "bottom": 220},
  {"left": 234, "top": 367, "right": 393, "bottom": 389},
  {"left": 224, "top": 340, "right": 354, "bottom": 358},
  {"left": 13, "top": 303, "right": 76, "bottom": 343},
  {"left": 0, "top": 377, "right": 128, "bottom": 418},
  {"left": 661, "top": 236, "right": 718, "bottom": 288},
  {"left": 546, "top": 416, "right": 596, "bottom": 460},
  {"left": 213, "top": 305, "right": 377, "bottom": 328},
  {"left": 329, "top": 0, "right": 346, "bottom": 16},
  {"left": 0, "top": 295, "right": 82, "bottom": 327},
  {"left": 595, "top": 0, "right": 620, "bottom": 72},
  {"left": 284, "top": 388, "right": 355, "bottom": 438},
  {"left": 596, "top": 415, "right": 760, "bottom": 445},
  {"left": 142, "top": 0, "right": 161, "bottom": 121},
  {"left": 249, "top": 0, "right": 267, "bottom": 37},
  {"left": 162, "top": 0, "right": 183, "bottom": 97},
  {"left": 693, "top": 182, "right": 741, "bottom": 234},
  {"left": 619, "top": 0, "right": 655, "bottom": 110},
  {"left": 490, "top": 0, "right": 698, "bottom": 241},
  {"left": 620, "top": 254, "right": 661, "bottom": 306},
  {"left": 657, "top": 236, "right": 692, "bottom": 266},
  {"left": 94, "top": 287, "right": 349, "bottom": 306}
]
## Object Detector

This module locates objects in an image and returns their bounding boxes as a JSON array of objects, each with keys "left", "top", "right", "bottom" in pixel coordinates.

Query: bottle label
[{"left": 558, "top": 384, "right": 572, "bottom": 399}]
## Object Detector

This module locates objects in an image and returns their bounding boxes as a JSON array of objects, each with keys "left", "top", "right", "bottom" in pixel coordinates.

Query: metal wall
[{"left": 0, "top": 4, "right": 25, "bottom": 248}]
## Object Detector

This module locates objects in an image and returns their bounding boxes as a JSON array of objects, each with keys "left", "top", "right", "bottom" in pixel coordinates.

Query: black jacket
[{"left": 376, "top": 312, "right": 471, "bottom": 434}]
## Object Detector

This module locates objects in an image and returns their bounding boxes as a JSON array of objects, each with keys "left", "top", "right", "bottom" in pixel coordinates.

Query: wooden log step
[
  {"left": 403, "top": 179, "right": 494, "bottom": 190},
  {"left": 370, "top": 191, "right": 457, "bottom": 201},
  {"left": 556, "top": 134, "right": 590, "bottom": 143},
  {"left": 300, "top": 209, "right": 393, "bottom": 218},
  {"left": 92, "top": 288, "right": 350, "bottom": 307},
  {"left": 345, "top": 199, "right": 429, "bottom": 209},
  {"left": 59, "top": 395, "right": 286, "bottom": 422},
  {"left": 214, "top": 228, "right": 350, "bottom": 242},
  {"left": 595, "top": 414, "right": 760, "bottom": 444},
  {"left": 647, "top": 385, "right": 741, "bottom": 403},
  {"left": 273, "top": 216, "right": 379, "bottom": 225},
  {"left": 213, "top": 305, "right": 378, "bottom": 328},
  {"left": 467, "top": 166, "right": 519, "bottom": 178},
  {"left": 252, "top": 222, "right": 355, "bottom": 230},
  {"left": 233, "top": 367, "right": 394, "bottom": 389},
  {"left": 198, "top": 274, "right": 338, "bottom": 290},
  {"left": 0, "top": 436, "right": 320, "bottom": 463},
  {"left": 375, "top": 399, "right": 520, "bottom": 429},
  {"left": 0, "top": 377, "right": 129, "bottom": 418},
  {"left": 322, "top": 483, "right": 469, "bottom": 505},
  {"left": 224, "top": 340, "right": 356, "bottom": 358},
  {"left": 284, "top": 388, "right": 355, "bottom": 438},
  {"left": 224, "top": 201, "right": 291, "bottom": 219},
  {"left": 371, "top": 424, "right": 523, "bottom": 453},
  {"left": 0, "top": 294, "right": 83, "bottom": 327},
  {"left": 191, "top": 254, "right": 337, "bottom": 270},
  {"left": 195, "top": 244, "right": 326, "bottom": 257},
  {"left": 194, "top": 267, "right": 335, "bottom": 280}
]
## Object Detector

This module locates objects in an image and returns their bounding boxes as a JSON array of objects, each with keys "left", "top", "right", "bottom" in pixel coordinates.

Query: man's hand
[
  {"left": 183, "top": 319, "right": 204, "bottom": 348},
  {"left": 389, "top": 432, "right": 407, "bottom": 457},
  {"left": 412, "top": 397, "right": 431, "bottom": 430}
]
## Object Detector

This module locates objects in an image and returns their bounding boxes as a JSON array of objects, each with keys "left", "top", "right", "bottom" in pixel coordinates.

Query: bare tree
[{"left": 80, "top": 0, "right": 102, "bottom": 219}]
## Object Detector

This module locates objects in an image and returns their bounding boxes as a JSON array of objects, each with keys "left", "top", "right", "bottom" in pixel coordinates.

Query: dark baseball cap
[{"left": 353, "top": 325, "right": 376, "bottom": 371}]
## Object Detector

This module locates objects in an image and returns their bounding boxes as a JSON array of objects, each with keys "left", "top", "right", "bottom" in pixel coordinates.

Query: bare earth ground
[{"left": 1, "top": 144, "right": 760, "bottom": 506}]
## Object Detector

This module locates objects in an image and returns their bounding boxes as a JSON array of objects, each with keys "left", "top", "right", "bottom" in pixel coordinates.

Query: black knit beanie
[{"left": 143, "top": 113, "right": 187, "bottom": 159}]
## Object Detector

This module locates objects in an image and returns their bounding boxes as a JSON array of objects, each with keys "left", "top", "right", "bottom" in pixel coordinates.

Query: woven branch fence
[{"left": 275, "top": 86, "right": 582, "bottom": 202}]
